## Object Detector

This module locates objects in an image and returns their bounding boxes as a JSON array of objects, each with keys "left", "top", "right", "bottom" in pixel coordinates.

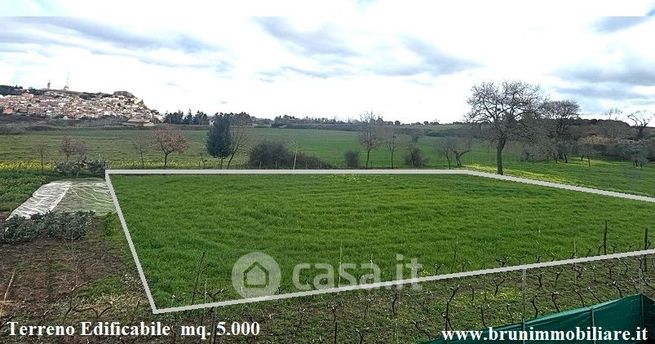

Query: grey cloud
[
  {"left": 284, "top": 66, "right": 352, "bottom": 79},
  {"left": 0, "top": 17, "right": 215, "bottom": 53},
  {"left": 563, "top": 64, "right": 655, "bottom": 87},
  {"left": 0, "top": 17, "right": 232, "bottom": 74},
  {"left": 370, "top": 37, "right": 477, "bottom": 77},
  {"left": 593, "top": 16, "right": 650, "bottom": 33},
  {"left": 555, "top": 84, "right": 649, "bottom": 101},
  {"left": 257, "top": 66, "right": 343, "bottom": 81},
  {"left": 254, "top": 17, "right": 355, "bottom": 57}
]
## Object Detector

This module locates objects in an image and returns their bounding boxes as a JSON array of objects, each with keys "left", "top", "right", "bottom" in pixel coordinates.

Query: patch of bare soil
[{"left": 0, "top": 221, "right": 132, "bottom": 323}]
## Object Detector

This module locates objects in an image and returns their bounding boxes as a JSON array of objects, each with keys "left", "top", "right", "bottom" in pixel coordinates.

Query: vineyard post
[
  {"left": 644, "top": 228, "right": 649, "bottom": 272},
  {"left": 603, "top": 220, "right": 608, "bottom": 255},
  {"left": 640, "top": 258, "right": 645, "bottom": 324},
  {"left": 521, "top": 268, "right": 527, "bottom": 344}
]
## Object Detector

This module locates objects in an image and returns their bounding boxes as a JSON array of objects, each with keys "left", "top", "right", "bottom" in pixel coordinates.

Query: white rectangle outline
[{"left": 105, "top": 169, "right": 655, "bottom": 314}]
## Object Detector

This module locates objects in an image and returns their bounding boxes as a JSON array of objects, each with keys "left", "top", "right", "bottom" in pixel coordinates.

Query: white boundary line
[
  {"left": 105, "top": 169, "right": 655, "bottom": 314},
  {"left": 105, "top": 172, "right": 159, "bottom": 312}
]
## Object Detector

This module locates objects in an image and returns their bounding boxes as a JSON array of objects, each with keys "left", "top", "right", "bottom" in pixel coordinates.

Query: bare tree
[
  {"left": 358, "top": 111, "right": 383, "bottom": 168},
  {"left": 540, "top": 100, "right": 580, "bottom": 163},
  {"left": 60, "top": 137, "right": 87, "bottom": 162},
  {"left": 153, "top": 126, "right": 188, "bottom": 168},
  {"left": 437, "top": 137, "right": 472, "bottom": 169},
  {"left": 382, "top": 127, "right": 397, "bottom": 169},
  {"left": 627, "top": 110, "right": 653, "bottom": 140},
  {"left": 71, "top": 140, "right": 87, "bottom": 161},
  {"left": 226, "top": 119, "right": 250, "bottom": 169},
  {"left": 289, "top": 138, "right": 299, "bottom": 170},
  {"left": 451, "top": 137, "right": 472, "bottom": 167},
  {"left": 33, "top": 142, "right": 48, "bottom": 173},
  {"left": 60, "top": 136, "right": 74, "bottom": 162},
  {"left": 600, "top": 108, "right": 630, "bottom": 139},
  {"left": 437, "top": 141, "right": 453, "bottom": 169},
  {"left": 132, "top": 136, "right": 149, "bottom": 168},
  {"left": 466, "top": 81, "right": 542, "bottom": 175},
  {"left": 577, "top": 135, "right": 600, "bottom": 167},
  {"left": 604, "top": 107, "right": 623, "bottom": 121}
]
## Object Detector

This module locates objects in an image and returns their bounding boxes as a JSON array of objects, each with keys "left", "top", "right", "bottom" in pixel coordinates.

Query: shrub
[
  {"left": 0, "top": 211, "right": 95, "bottom": 244},
  {"left": 294, "top": 152, "right": 333, "bottom": 169},
  {"left": 0, "top": 125, "right": 26, "bottom": 135},
  {"left": 55, "top": 159, "right": 108, "bottom": 177},
  {"left": 344, "top": 150, "right": 360, "bottom": 168},
  {"left": 248, "top": 141, "right": 291, "bottom": 168},
  {"left": 405, "top": 146, "right": 428, "bottom": 167},
  {"left": 248, "top": 141, "right": 333, "bottom": 169},
  {"left": 620, "top": 143, "right": 649, "bottom": 167}
]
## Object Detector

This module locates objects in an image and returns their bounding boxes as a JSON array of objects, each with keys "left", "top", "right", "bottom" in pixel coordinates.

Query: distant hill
[{"left": 0, "top": 85, "right": 159, "bottom": 121}]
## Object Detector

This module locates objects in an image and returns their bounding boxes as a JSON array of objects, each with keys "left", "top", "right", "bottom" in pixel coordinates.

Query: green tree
[{"left": 206, "top": 114, "right": 232, "bottom": 168}]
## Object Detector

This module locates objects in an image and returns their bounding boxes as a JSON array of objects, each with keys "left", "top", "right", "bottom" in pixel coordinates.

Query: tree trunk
[
  {"left": 496, "top": 139, "right": 506, "bottom": 175},
  {"left": 164, "top": 153, "right": 169, "bottom": 168},
  {"left": 220, "top": 157, "right": 224, "bottom": 169},
  {"left": 227, "top": 153, "right": 235, "bottom": 169},
  {"left": 366, "top": 149, "right": 371, "bottom": 169},
  {"left": 390, "top": 150, "right": 394, "bottom": 169}
]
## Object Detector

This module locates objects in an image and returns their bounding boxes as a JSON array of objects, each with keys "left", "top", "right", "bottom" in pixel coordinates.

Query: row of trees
[
  {"left": 162, "top": 110, "right": 257, "bottom": 127},
  {"left": 271, "top": 114, "right": 440, "bottom": 128},
  {"left": 162, "top": 110, "right": 210, "bottom": 125},
  {"left": 355, "top": 111, "right": 435, "bottom": 169},
  {"left": 465, "top": 81, "right": 653, "bottom": 175},
  {"left": 132, "top": 113, "right": 252, "bottom": 168},
  {"left": 352, "top": 81, "right": 652, "bottom": 173}
]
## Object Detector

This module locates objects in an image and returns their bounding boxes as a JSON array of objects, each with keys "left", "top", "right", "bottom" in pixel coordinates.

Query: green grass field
[
  {"left": 110, "top": 173, "right": 655, "bottom": 307},
  {"left": 1, "top": 127, "right": 654, "bottom": 197},
  {"left": 0, "top": 167, "right": 57, "bottom": 213}
]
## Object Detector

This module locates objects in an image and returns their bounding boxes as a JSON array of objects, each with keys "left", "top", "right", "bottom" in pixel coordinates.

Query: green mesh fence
[{"left": 425, "top": 294, "right": 655, "bottom": 343}]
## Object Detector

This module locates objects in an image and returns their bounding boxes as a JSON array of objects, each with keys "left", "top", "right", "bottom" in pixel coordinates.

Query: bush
[
  {"left": 344, "top": 150, "right": 360, "bottom": 168},
  {"left": 0, "top": 211, "right": 95, "bottom": 244},
  {"left": 248, "top": 141, "right": 333, "bottom": 169},
  {"left": 55, "top": 159, "right": 108, "bottom": 177},
  {"left": 620, "top": 143, "right": 649, "bottom": 167},
  {"left": 405, "top": 146, "right": 428, "bottom": 167},
  {"left": 0, "top": 125, "right": 26, "bottom": 135}
]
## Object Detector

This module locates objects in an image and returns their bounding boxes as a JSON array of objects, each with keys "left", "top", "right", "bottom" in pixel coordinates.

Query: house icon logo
[
  {"left": 232, "top": 252, "right": 281, "bottom": 298},
  {"left": 244, "top": 261, "right": 269, "bottom": 288}
]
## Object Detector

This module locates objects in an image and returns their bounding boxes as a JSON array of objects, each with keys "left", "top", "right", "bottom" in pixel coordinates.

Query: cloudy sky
[{"left": 1, "top": 0, "right": 654, "bottom": 123}]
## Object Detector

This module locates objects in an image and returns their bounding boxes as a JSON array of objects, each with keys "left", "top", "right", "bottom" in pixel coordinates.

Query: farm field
[
  {"left": 1, "top": 127, "right": 654, "bottom": 196},
  {"left": 3, "top": 212, "right": 650, "bottom": 343},
  {"left": 109, "top": 173, "right": 655, "bottom": 308},
  {"left": 0, "top": 167, "right": 57, "bottom": 214}
]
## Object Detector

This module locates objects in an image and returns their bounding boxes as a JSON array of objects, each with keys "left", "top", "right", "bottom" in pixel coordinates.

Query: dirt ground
[{"left": 1, "top": 222, "right": 124, "bottom": 315}]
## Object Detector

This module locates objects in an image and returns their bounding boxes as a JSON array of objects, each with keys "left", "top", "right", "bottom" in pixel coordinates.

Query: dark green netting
[{"left": 425, "top": 294, "right": 655, "bottom": 343}]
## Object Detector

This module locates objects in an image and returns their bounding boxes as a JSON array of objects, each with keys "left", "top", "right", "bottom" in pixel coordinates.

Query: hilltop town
[{"left": 0, "top": 85, "right": 159, "bottom": 123}]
